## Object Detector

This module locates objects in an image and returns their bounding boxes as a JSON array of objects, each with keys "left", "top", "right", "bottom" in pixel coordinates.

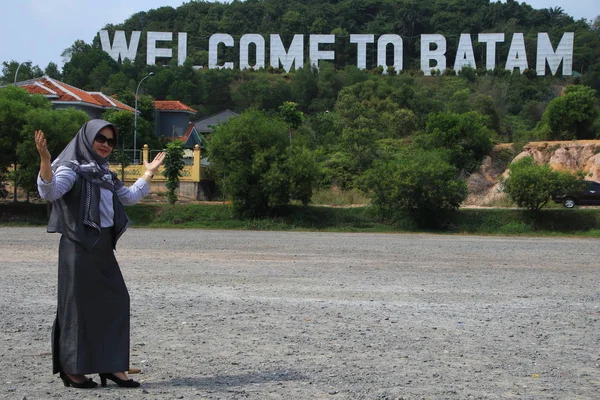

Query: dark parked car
[{"left": 552, "top": 180, "right": 600, "bottom": 208}]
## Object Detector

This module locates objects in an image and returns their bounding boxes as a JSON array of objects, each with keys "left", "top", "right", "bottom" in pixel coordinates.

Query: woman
[{"left": 35, "top": 119, "right": 165, "bottom": 389}]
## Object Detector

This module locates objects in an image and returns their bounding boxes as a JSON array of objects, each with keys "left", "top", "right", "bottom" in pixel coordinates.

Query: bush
[
  {"left": 164, "top": 141, "right": 185, "bottom": 205},
  {"left": 535, "top": 85, "right": 599, "bottom": 140},
  {"left": 501, "top": 156, "right": 586, "bottom": 211},
  {"left": 458, "top": 66, "right": 477, "bottom": 83},
  {"left": 414, "top": 111, "right": 495, "bottom": 173},
  {"left": 362, "top": 148, "right": 468, "bottom": 226},
  {"left": 207, "top": 109, "right": 318, "bottom": 217}
]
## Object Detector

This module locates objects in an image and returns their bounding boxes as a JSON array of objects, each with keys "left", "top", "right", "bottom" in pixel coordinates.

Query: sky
[{"left": 1, "top": 0, "right": 598, "bottom": 70}]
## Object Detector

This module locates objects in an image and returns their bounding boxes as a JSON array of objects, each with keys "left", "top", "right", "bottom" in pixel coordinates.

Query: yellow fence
[{"left": 109, "top": 144, "right": 207, "bottom": 183}]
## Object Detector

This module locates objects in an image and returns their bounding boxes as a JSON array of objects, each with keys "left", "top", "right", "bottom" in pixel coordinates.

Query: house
[
  {"left": 14, "top": 75, "right": 135, "bottom": 118},
  {"left": 14, "top": 77, "right": 200, "bottom": 149},
  {"left": 13, "top": 76, "right": 225, "bottom": 156},
  {"left": 154, "top": 100, "right": 198, "bottom": 144},
  {"left": 164, "top": 108, "right": 240, "bottom": 150},
  {"left": 178, "top": 124, "right": 206, "bottom": 150},
  {"left": 182, "top": 109, "right": 240, "bottom": 149},
  {"left": 193, "top": 109, "right": 239, "bottom": 136}
]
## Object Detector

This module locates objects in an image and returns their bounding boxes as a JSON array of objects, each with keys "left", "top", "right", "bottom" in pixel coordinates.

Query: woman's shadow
[{"left": 139, "top": 369, "right": 307, "bottom": 391}]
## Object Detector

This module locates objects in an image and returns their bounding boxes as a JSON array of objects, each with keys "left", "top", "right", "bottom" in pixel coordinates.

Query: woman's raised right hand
[{"left": 35, "top": 130, "right": 51, "bottom": 163}]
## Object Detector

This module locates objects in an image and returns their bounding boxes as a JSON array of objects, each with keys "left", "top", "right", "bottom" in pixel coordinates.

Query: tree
[
  {"left": 196, "top": 68, "right": 236, "bottom": 115},
  {"left": 334, "top": 78, "right": 419, "bottom": 141},
  {"left": 17, "top": 108, "right": 89, "bottom": 199},
  {"left": 319, "top": 150, "right": 359, "bottom": 190},
  {"left": 61, "top": 40, "right": 119, "bottom": 90},
  {"left": 285, "top": 146, "right": 319, "bottom": 205},
  {"left": 384, "top": 108, "right": 419, "bottom": 138},
  {"left": 362, "top": 148, "right": 468, "bottom": 226},
  {"left": 279, "top": 101, "right": 304, "bottom": 143},
  {"left": 2, "top": 61, "right": 42, "bottom": 85},
  {"left": 593, "top": 15, "right": 600, "bottom": 31},
  {"left": 104, "top": 110, "right": 135, "bottom": 180},
  {"left": 501, "top": 156, "right": 586, "bottom": 211},
  {"left": 230, "top": 74, "right": 292, "bottom": 112},
  {"left": 313, "top": 61, "right": 345, "bottom": 112},
  {"left": 415, "top": 111, "right": 495, "bottom": 173},
  {"left": 44, "top": 62, "right": 62, "bottom": 80},
  {"left": 472, "top": 94, "right": 501, "bottom": 133},
  {"left": 0, "top": 86, "right": 87, "bottom": 200},
  {"left": 163, "top": 141, "right": 185, "bottom": 205},
  {"left": 115, "top": 92, "right": 155, "bottom": 122},
  {"left": 0, "top": 87, "right": 50, "bottom": 201},
  {"left": 536, "top": 85, "right": 599, "bottom": 140},
  {"left": 103, "top": 105, "right": 160, "bottom": 170},
  {"left": 107, "top": 72, "right": 132, "bottom": 94},
  {"left": 207, "top": 109, "right": 318, "bottom": 217},
  {"left": 279, "top": 101, "right": 303, "bottom": 130},
  {"left": 337, "top": 123, "right": 379, "bottom": 185},
  {"left": 104, "top": 107, "right": 158, "bottom": 182},
  {"left": 307, "top": 110, "right": 341, "bottom": 147},
  {"left": 290, "top": 64, "right": 319, "bottom": 112}
]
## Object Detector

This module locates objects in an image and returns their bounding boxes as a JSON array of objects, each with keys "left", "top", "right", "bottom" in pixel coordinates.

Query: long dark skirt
[{"left": 52, "top": 228, "right": 130, "bottom": 375}]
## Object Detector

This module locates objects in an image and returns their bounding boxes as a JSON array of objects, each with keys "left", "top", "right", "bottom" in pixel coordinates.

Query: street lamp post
[
  {"left": 12, "top": 60, "right": 31, "bottom": 202},
  {"left": 14, "top": 61, "right": 31, "bottom": 85},
  {"left": 134, "top": 72, "right": 154, "bottom": 164}
]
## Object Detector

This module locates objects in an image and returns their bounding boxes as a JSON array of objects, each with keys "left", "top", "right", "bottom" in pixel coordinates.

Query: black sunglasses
[{"left": 94, "top": 133, "right": 117, "bottom": 148}]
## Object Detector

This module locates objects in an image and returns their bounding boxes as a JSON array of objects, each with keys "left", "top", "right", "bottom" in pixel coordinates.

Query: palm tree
[{"left": 547, "top": 7, "right": 566, "bottom": 26}]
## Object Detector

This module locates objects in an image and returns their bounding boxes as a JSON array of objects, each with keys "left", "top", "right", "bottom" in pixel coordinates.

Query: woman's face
[{"left": 92, "top": 127, "right": 116, "bottom": 159}]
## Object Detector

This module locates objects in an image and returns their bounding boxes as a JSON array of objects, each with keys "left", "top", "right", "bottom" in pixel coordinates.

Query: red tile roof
[
  {"left": 164, "top": 123, "right": 195, "bottom": 143},
  {"left": 15, "top": 76, "right": 135, "bottom": 113},
  {"left": 89, "top": 93, "right": 114, "bottom": 107},
  {"left": 182, "top": 123, "right": 195, "bottom": 142},
  {"left": 20, "top": 81, "right": 58, "bottom": 96},
  {"left": 154, "top": 100, "right": 197, "bottom": 114},
  {"left": 89, "top": 92, "right": 135, "bottom": 112}
]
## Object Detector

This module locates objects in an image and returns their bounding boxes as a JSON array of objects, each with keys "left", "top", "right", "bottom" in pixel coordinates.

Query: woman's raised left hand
[{"left": 144, "top": 152, "right": 166, "bottom": 174}]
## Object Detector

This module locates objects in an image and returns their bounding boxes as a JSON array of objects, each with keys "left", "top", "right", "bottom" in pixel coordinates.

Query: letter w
[{"left": 99, "top": 30, "right": 141, "bottom": 62}]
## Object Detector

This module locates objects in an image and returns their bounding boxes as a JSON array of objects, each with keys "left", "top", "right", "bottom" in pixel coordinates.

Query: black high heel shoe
[
  {"left": 59, "top": 372, "right": 98, "bottom": 388},
  {"left": 99, "top": 373, "right": 141, "bottom": 388}
]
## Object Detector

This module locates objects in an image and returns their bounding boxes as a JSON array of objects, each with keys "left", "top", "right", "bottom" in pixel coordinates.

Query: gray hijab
[{"left": 52, "top": 119, "right": 124, "bottom": 192}]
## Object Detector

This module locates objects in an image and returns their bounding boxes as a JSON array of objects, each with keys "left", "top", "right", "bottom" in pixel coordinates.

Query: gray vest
[{"left": 47, "top": 177, "right": 130, "bottom": 250}]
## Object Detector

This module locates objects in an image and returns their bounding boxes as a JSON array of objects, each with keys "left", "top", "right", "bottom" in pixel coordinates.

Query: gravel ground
[{"left": 1, "top": 227, "right": 599, "bottom": 400}]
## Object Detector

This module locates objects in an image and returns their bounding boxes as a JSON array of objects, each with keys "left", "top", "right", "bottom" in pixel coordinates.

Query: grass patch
[
  {"left": 479, "top": 196, "right": 516, "bottom": 208},
  {"left": 127, "top": 203, "right": 236, "bottom": 228},
  {"left": 451, "top": 208, "right": 600, "bottom": 235},
  {"left": 310, "top": 188, "right": 370, "bottom": 206},
  {"left": 0, "top": 202, "right": 49, "bottom": 226},
  {"left": 2, "top": 202, "right": 599, "bottom": 237}
]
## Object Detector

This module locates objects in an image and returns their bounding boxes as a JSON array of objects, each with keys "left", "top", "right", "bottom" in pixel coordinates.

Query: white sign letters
[{"left": 99, "top": 30, "right": 576, "bottom": 76}]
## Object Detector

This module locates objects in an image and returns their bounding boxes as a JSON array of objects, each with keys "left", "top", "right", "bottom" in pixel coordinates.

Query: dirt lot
[{"left": 1, "top": 227, "right": 599, "bottom": 400}]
